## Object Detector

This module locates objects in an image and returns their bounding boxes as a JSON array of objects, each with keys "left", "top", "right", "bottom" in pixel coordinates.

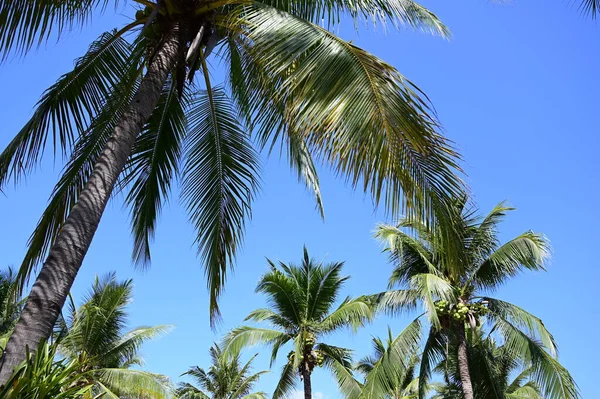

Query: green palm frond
[
  {"left": 369, "top": 289, "right": 419, "bottom": 317},
  {"left": 181, "top": 86, "right": 260, "bottom": 324},
  {"left": 16, "top": 57, "right": 142, "bottom": 290},
  {"left": 255, "top": 0, "right": 449, "bottom": 33},
  {"left": 94, "top": 368, "right": 172, "bottom": 399},
  {"left": 244, "top": 308, "right": 295, "bottom": 330},
  {"left": 470, "top": 232, "right": 549, "bottom": 290},
  {"left": 0, "top": 29, "right": 136, "bottom": 189},
  {"left": 492, "top": 318, "right": 579, "bottom": 399},
  {"left": 317, "top": 343, "right": 362, "bottom": 399},
  {"left": 485, "top": 298, "right": 557, "bottom": 358},
  {"left": 123, "top": 78, "right": 186, "bottom": 266},
  {"left": 409, "top": 273, "right": 455, "bottom": 328},
  {"left": 317, "top": 297, "right": 372, "bottom": 333},
  {"left": 0, "top": 0, "right": 122, "bottom": 60},
  {"left": 418, "top": 329, "right": 446, "bottom": 399},
  {"left": 361, "top": 319, "right": 422, "bottom": 399},
  {"left": 226, "top": 3, "right": 462, "bottom": 221},
  {"left": 222, "top": 327, "right": 290, "bottom": 356},
  {"left": 99, "top": 324, "right": 172, "bottom": 367},
  {"left": 272, "top": 362, "right": 297, "bottom": 399}
]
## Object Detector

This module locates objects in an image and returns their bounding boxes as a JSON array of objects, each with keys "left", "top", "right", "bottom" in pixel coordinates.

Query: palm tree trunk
[
  {"left": 0, "top": 23, "right": 181, "bottom": 384},
  {"left": 302, "top": 367, "right": 312, "bottom": 399},
  {"left": 456, "top": 324, "right": 474, "bottom": 399}
]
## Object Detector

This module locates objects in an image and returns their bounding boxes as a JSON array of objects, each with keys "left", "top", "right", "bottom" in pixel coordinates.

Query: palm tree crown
[
  {"left": 223, "top": 248, "right": 370, "bottom": 399},
  {"left": 57, "top": 273, "right": 172, "bottom": 398},
  {"left": 373, "top": 198, "right": 579, "bottom": 399},
  {"left": 177, "top": 343, "right": 267, "bottom": 399}
]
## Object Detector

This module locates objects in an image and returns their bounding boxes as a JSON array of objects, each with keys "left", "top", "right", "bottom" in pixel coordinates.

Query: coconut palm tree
[
  {"left": 177, "top": 343, "right": 267, "bottom": 399},
  {"left": 356, "top": 327, "right": 422, "bottom": 399},
  {"left": 0, "top": 0, "right": 462, "bottom": 380},
  {"left": 0, "top": 268, "right": 23, "bottom": 346},
  {"left": 371, "top": 198, "right": 579, "bottom": 399},
  {"left": 430, "top": 330, "right": 545, "bottom": 399},
  {"left": 223, "top": 248, "right": 369, "bottom": 399},
  {"left": 56, "top": 273, "right": 172, "bottom": 398}
]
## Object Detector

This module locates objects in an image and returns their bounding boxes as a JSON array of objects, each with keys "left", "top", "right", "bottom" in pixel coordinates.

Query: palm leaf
[
  {"left": 180, "top": 86, "right": 260, "bottom": 324},
  {"left": 317, "top": 343, "right": 362, "bottom": 399},
  {"left": 317, "top": 297, "right": 372, "bottom": 333},
  {"left": 122, "top": 78, "right": 186, "bottom": 266},
  {"left": 272, "top": 362, "right": 297, "bottom": 399},
  {"left": 226, "top": 3, "right": 462, "bottom": 222},
  {"left": 95, "top": 368, "right": 172, "bottom": 399},
  {"left": 222, "top": 326, "right": 290, "bottom": 356},
  {"left": 0, "top": 29, "right": 136, "bottom": 188}
]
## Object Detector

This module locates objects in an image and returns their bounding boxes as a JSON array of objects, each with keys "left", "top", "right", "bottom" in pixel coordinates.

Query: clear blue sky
[{"left": 0, "top": 1, "right": 598, "bottom": 397}]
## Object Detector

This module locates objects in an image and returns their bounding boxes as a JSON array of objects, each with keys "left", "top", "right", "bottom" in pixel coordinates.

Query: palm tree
[
  {"left": 56, "top": 273, "right": 172, "bottom": 398},
  {"left": 372, "top": 198, "right": 579, "bottom": 399},
  {"left": 0, "top": 268, "right": 24, "bottom": 348},
  {"left": 223, "top": 248, "right": 369, "bottom": 399},
  {"left": 177, "top": 343, "right": 267, "bottom": 399},
  {"left": 431, "top": 330, "right": 545, "bottom": 399},
  {"left": 0, "top": 0, "right": 462, "bottom": 380},
  {"left": 356, "top": 328, "right": 422, "bottom": 399}
]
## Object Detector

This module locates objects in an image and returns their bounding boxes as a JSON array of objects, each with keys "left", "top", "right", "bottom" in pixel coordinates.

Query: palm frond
[
  {"left": 580, "top": 0, "right": 600, "bottom": 17},
  {"left": 181, "top": 86, "right": 260, "bottom": 324},
  {"left": 317, "top": 297, "right": 372, "bottom": 333},
  {"left": 226, "top": 3, "right": 462, "bottom": 222},
  {"left": 368, "top": 289, "right": 419, "bottom": 317},
  {"left": 409, "top": 273, "right": 455, "bottom": 328},
  {"left": 318, "top": 343, "right": 362, "bottom": 399},
  {"left": 361, "top": 319, "right": 422, "bottom": 398},
  {"left": 418, "top": 329, "right": 446, "bottom": 399},
  {"left": 486, "top": 298, "right": 557, "bottom": 358},
  {"left": 0, "top": 29, "right": 136, "bottom": 189},
  {"left": 95, "top": 368, "right": 173, "bottom": 399},
  {"left": 492, "top": 318, "right": 579, "bottom": 399},
  {"left": 272, "top": 362, "right": 297, "bottom": 399},
  {"left": 123, "top": 78, "right": 186, "bottom": 266},
  {"left": 0, "top": 0, "right": 122, "bottom": 60},
  {"left": 471, "top": 232, "right": 549, "bottom": 290},
  {"left": 287, "top": 129, "right": 324, "bottom": 218},
  {"left": 222, "top": 326, "right": 290, "bottom": 356},
  {"left": 99, "top": 324, "right": 172, "bottom": 367}
]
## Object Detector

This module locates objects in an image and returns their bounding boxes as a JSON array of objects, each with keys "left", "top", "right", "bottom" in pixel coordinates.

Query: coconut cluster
[{"left": 434, "top": 300, "right": 488, "bottom": 321}]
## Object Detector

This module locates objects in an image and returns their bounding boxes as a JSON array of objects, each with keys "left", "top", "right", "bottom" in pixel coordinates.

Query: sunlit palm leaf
[
  {"left": 318, "top": 297, "right": 372, "bottom": 333},
  {"left": 272, "top": 362, "right": 297, "bottom": 399},
  {"left": 181, "top": 86, "right": 260, "bottom": 324},
  {"left": 95, "top": 368, "right": 172, "bottom": 399},
  {"left": 409, "top": 273, "right": 454, "bottom": 328},
  {"left": 222, "top": 326, "right": 290, "bottom": 356},
  {"left": 226, "top": 3, "right": 462, "bottom": 222}
]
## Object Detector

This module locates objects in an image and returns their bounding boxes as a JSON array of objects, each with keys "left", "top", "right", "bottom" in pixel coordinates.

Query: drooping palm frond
[
  {"left": 226, "top": 3, "right": 462, "bottom": 223},
  {"left": 317, "top": 297, "right": 373, "bottom": 333},
  {"left": 272, "top": 362, "right": 297, "bottom": 399},
  {"left": 181, "top": 85, "right": 260, "bottom": 324},
  {"left": 580, "top": 0, "right": 600, "bottom": 17},
  {"left": 317, "top": 343, "right": 362, "bottom": 399},
  {"left": 409, "top": 273, "right": 455, "bottom": 328},
  {"left": 0, "top": 0, "right": 122, "bottom": 60},
  {"left": 123, "top": 78, "right": 187, "bottom": 266},
  {"left": 254, "top": 0, "right": 450, "bottom": 33},
  {"left": 0, "top": 29, "right": 137, "bottom": 189},
  {"left": 223, "top": 327, "right": 291, "bottom": 357}
]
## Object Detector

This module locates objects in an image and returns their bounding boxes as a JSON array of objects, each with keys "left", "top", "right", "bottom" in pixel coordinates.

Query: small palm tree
[
  {"left": 372, "top": 198, "right": 578, "bottom": 399},
  {"left": 0, "top": 268, "right": 23, "bottom": 346},
  {"left": 431, "top": 330, "right": 545, "bottom": 399},
  {"left": 356, "top": 328, "right": 422, "bottom": 399},
  {"left": 0, "top": 0, "right": 462, "bottom": 381},
  {"left": 57, "top": 273, "right": 172, "bottom": 398},
  {"left": 177, "top": 343, "right": 267, "bottom": 399},
  {"left": 223, "top": 248, "right": 370, "bottom": 399}
]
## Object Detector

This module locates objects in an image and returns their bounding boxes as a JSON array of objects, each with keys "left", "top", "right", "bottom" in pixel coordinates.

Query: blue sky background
[{"left": 0, "top": 0, "right": 598, "bottom": 397}]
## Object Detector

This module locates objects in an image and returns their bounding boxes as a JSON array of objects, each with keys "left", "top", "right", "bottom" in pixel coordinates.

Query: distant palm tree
[
  {"left": 356, "top": 328, "right": 422, "bottom": 399},
  {"left": 431, "top": 330, "right": 544, "bottom": 399},
  {"left": 0, "top": 268, "right": 24, "bottom": 347},
  {"left": 373, "top": 198, "right": 578, "bottom": 399},
  {"left": 0, "top": 0, "right": 462, "bottom": 382},
  {"left": 57, "top": 273, "right": 172, "bottom": 398},
  {"left": 223, "top": 248, "right": 370, "bottom": 399},
  {"left": 177, "top": 343, "right": 267, "bottom": 399}
]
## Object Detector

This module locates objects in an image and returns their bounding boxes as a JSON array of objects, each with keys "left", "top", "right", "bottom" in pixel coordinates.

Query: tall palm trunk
[
  {"left": 302, "top": 366, "right": 312, "bottom": 399},
  {"left": 456, "top": 324, "right": 474, "bottom": 399},
  {"left": 0, "top": 24, "right": 181, "bottom": 384}
]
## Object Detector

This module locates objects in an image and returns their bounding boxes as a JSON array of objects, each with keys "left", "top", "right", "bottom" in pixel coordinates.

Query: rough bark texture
[
  {"left": 456, "top": 325, "right": 474, "bottom": 399},
  {"left": 0, "top": 24, "right": 181, "bottom": 384},
  {"left": 302, "top": 366, "right": 312, "bottom": 399}
]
